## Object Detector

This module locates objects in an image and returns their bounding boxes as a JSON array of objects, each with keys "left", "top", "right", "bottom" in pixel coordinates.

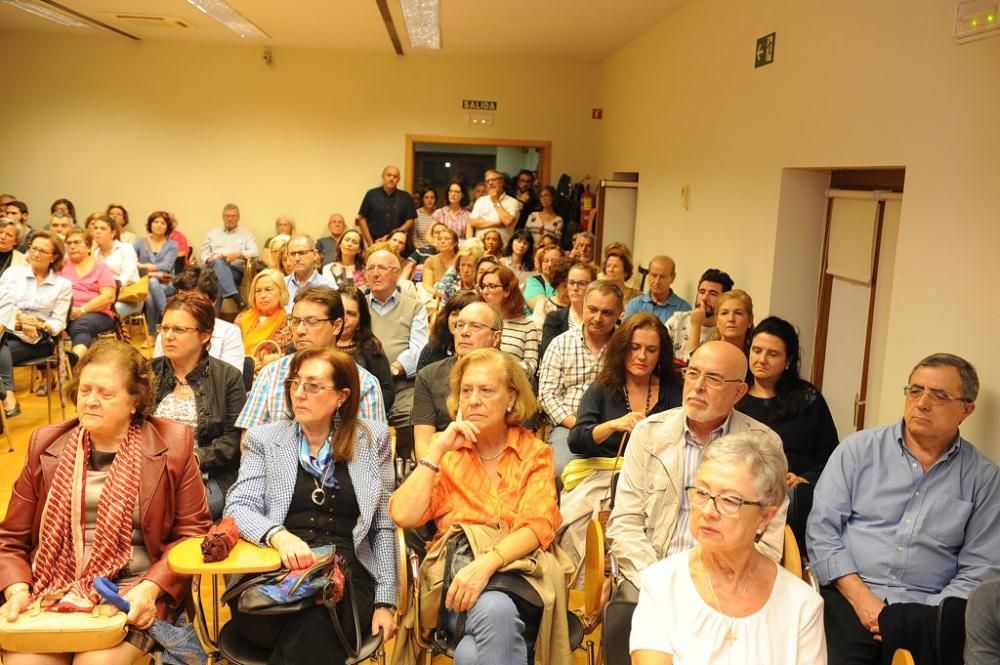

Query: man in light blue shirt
[
  {"left": 623, "top": 255, "right": 691, "bottom": 323},
  {"left": 200, "top": 203, "right": 259, "bottom": 309},
  {"left": 807, "top": 353, "right": 1000, "bottom": 664},
  {"left": 283, "top": 234, "right": 335, "bottom": 311}
]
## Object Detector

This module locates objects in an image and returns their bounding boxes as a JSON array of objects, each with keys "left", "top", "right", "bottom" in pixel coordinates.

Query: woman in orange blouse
[{"left": 390, "top": 348, "right": 561, "bottom": 665}]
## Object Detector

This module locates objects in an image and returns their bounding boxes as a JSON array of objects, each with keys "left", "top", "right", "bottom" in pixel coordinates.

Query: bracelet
[
  {"left": 418, "top": 458, "right": 440, "bottom": 473},
  {"left": 490, "top": 547, "right": 507, "bottom": 567}
]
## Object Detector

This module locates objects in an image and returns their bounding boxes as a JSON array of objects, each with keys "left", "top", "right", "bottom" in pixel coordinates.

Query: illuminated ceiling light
[
  {"left": 185, "top": 0, "right": 269, "bottom": 39},
  {"left": 0, "top": 0, "right": 92, "bottom": 28},
  {"left": 400, "top": 0, "right": 440, "bottom": 49}
]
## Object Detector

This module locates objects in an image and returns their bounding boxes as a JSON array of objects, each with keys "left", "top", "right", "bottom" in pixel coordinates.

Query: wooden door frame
[
  {"left": 404, "top": 134, "right": 552, "bottom": 191},
  {"left": 811, "top": 195, "right": 889, "bottom": 430}
]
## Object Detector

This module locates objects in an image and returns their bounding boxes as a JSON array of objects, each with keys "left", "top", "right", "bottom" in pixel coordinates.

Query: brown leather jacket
[{"left": 0, "top": 417, "right": 212, "bottom": 616}]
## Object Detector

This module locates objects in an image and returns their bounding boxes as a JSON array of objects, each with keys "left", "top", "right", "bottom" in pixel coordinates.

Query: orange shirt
[{"left": 416, "top": 426, "right": 562, "bottom": 549}]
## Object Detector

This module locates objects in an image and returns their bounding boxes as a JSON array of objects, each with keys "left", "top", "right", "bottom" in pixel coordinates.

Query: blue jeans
[
  {"left": 547, "top": 426, "right": 580, "bottom": 477},
  {"left": 446, "top": 591, "right": 526, "bottom": 665},
  {"left": 208, "top": 258, "right": 245, "bottom": 299},
  {"left": 145, "top": 280, "right": 176, "bottom": 333},
  {"left": 0, "top": 334, "right": 53, "bottom": 396}
]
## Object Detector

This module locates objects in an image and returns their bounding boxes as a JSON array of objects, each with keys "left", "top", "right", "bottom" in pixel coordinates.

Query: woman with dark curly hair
[{"left": 337, "top": 285, "right": 395, "bottom": 413}]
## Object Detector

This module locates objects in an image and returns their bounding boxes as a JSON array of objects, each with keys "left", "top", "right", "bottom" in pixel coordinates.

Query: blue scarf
[{"left": 296, "top": 424, "right": 341, "bottom": 491}]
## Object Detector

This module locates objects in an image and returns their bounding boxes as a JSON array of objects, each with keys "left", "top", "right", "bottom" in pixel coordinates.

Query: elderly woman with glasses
[
  {"left": 0, "top": 230, "right": 72, "bottom": 417},
  {"left": 152, "top": 292, "right": 247, "bottom": 518},
  {"left": 225, "top": 347, "right": 396, "bottom": 665},
  {"left": 630, "top": 432, "right": 826, "bottom": 665}
]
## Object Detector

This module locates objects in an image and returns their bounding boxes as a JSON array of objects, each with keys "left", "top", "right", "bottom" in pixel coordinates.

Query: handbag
[
  {"left": 118, "top": 275, "right": 150, "bottom": 304},
  {"left": 434, "top": 532, "right": 543, "bottom": 654},
  {"left": 0, "top": 600, "right": 127, "bottom": 654},
  {"left": 221, "top": 545, "right": 346, "bottom": 616}
]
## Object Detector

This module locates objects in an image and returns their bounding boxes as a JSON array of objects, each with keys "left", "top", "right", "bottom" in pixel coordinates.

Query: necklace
[
  {"left": 623, "top": 377, "right": 654, "bottom": 415},
  {"left": 477, "top": 440, "right": 505, "bottom": 461},
  {"left": 311, "top": 462, "right": 337, "bottom": 506},
  {"left": 699, "top": 550, "right": 756, "bottom": 646},
  {"left": 174, "top": 375, "right": 193, "bottom": 398}
]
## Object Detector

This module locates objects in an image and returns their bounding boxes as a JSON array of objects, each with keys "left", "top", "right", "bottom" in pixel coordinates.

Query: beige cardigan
[{"left": 392, "top": 522, "right": 574, "bottom": 665}]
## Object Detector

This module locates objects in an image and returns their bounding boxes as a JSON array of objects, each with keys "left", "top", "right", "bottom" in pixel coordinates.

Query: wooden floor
[{"left": 0, "top": 337, "right": 601, "bottom": 664}]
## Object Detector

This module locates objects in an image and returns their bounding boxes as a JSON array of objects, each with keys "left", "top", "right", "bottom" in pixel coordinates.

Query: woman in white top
[
  {"left": 523, "top": 186, "right": 564, "bottom": 247},
  {"left": 91, "top": 214, "right": 141, "bottom": 318},
  {"left": 0, "top": 230, "right": 72, "bottom": 417},
  {"left": 630, "top": 432, "right": 826, "bottom": 665}
]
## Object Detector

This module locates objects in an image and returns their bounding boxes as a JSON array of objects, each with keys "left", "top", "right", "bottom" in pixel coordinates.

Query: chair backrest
[
  {"left": 781, "top": 524, "right": 803, "bottom": 579},
  {"left": 242, "top": 357, "right": 254, "bottom": 392},
  {"left": 584, "top": 519, "right": 606, "bottom": 615},
  {"left": 891, "top": 648, "right": 916, "bottom": 665}
]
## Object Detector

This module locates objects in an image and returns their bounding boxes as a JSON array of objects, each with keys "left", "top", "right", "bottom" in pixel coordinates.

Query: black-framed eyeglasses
[
  {"left": 284, "top": 379, "right": 337, "bottom": 395},
  {"left": 453, "top": 320, "right": 497, "bottom": 334},
  {"left": 479, "top": 283, "right": 503, "bottom": 292},
  {"left": 903, "top": 384, "right": 968, "bottom": 405},
  {"left": 684, "top": 486, "right": 764, "bottom": 516},
  {"left": 288, "top": 316, "right": 331, "bottom": 329},
  {"left": 680, "top": 367, "right": 745, "bottom": 389}
]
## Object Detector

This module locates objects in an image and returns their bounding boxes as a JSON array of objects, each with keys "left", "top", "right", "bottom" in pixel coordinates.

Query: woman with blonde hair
[
  {"left": 236, "top": 268, "right": 292, "bottom": 373},
  {"left": 435, "top": 242, "right": 483, "bottom": 306},
  {"left": 712, "top": 289, "right": 754, "bottom": 355}
]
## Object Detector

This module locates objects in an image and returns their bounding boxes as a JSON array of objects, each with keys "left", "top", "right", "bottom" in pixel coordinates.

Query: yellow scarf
[{"left": 238, "top": 307, "right": 287, "bottom": 349}]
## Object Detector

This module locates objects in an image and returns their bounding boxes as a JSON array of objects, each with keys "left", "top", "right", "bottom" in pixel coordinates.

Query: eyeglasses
[
  {"left": 156, "top": 324, "right": 203, "bottom": 337},
  {"left": 681, "top": 367, "right": 745, "bottom": 389},
  {"left": 453, "top": 320, "right": 496, "bottom": 334},
  {"left": 903, "top": 384, "right": 967, "bottom": 405},
  {"left": 27, "top": 246, "right": 53, "bottom": 255},
  {"left": 567, "top": 279, "right": 590, "bottom": 289},
  {"left": 288, "top": 316, "right": 331, "bottom": 329},
  {"left": 284, "top": 379, "right": 337, "bottom": 394},
  {"left": 684, "top": 486, "right": 763, "bottom": 516},
  {"left": 479, "top": 283, "right": 503, "bottom": 292}
]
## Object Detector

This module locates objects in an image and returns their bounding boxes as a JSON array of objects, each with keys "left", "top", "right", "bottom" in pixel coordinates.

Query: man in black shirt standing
[
  {"left": 357, "top": 165, "right": 417, "bottom": 245},
  {"left": 514, "top": 168, "right": 540, "bottom": 230}
]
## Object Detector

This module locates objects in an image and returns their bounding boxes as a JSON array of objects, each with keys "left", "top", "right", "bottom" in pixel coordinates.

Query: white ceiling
[{"left": 0, "top": 0, "right": 688, "bottom": 62}]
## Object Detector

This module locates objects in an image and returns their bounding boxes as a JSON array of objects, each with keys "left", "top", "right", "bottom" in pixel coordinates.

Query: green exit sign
[{"left": 755, "top": 32, "right": 776, "bottom": 68}]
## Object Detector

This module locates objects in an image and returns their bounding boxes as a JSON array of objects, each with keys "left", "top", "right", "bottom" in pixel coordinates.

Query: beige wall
[
  {"left": 0, "top": 31, "right": 599, "bottom": 246},
  {"left": 598, "top": 1, "right": 1000, "bottom": 458}
]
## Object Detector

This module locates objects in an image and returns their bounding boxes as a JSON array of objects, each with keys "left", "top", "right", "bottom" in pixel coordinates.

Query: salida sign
[{"left": 462, "top": 99, "right": 498, "bottom": 111}]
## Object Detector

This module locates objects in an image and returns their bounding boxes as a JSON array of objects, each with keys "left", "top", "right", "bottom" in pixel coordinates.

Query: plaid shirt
[
  {"left": 538, "top": 327, "right": 606, "bottom": 425},
  {"left": 665, "top": 416, "right": 730, "bottom": 556},
  {"left": 235, "top": 354, "right": 386, "bottom": 429}
]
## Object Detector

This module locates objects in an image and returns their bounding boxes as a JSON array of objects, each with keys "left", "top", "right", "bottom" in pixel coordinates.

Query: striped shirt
[
  {"left": 665, "top": 416, "right": 731, "bottom": 556},
  {"left": 235, "top": 354, "right": 386, "bottom": 429},
  {"left": 499, "top": 315, "right": 541, "bottom": 378},
  {"left": 538, "top": 327, "right": 607, "bottom": 426}
]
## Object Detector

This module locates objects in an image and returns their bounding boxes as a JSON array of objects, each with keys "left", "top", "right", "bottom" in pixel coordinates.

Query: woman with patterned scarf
[{"left": 0, "top": 340, "right": 212, "bottom": 664}]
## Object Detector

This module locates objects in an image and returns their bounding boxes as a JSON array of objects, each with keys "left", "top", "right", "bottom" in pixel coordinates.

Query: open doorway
[{"left": 404, "top": 134, "right": 552, "bottom": 202}]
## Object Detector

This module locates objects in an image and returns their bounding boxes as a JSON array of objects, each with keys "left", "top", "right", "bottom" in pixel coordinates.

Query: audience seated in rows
[
  {"left": 153, "top": 266, "right": 245, "bottom": 373},
  {"left": 151, "top": 291, "right": 246, "bottom": 518}
]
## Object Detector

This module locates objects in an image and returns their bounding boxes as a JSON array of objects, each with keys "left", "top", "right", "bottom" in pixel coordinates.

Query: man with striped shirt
[{"left": 605, "top": 341, "right": 787, "bottom": 585}]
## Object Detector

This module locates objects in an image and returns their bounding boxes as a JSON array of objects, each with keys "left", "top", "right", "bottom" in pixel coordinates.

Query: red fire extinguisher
[{"left": 580, "top": 184, "right": 596, "bottom": 230}]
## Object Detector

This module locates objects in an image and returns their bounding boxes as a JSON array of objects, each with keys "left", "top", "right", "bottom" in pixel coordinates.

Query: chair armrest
[{"left": 167, "top": 537, "right": 282, "bottom": 575}]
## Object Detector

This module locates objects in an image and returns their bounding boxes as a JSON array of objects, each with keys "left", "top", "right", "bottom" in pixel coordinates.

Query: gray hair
[
  {"left": 288, "top": 233, "right": 315, "bottom": 248},
  {"left": 0, "top": 218, "right": 19, "bottom": 240},
  {"left": 909, "top": 353, "right": 979, "bottom": 403},
  {"left": 701, "top": 432, "right": 788, "bottom": 508},
  {"left": 584, "top": 279, "right": 624, "bottom": 311}
]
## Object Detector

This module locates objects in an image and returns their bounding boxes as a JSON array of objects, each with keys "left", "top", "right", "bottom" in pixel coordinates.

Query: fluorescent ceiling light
[
  {"left": 401, "top": 0, "right": 440, "bottom": 49},
  {"left": 0, "top": 0, "right": 92, "bottom": 28},
  {"left": 185, "top": 0, "right": 269, "bottom": 39}
]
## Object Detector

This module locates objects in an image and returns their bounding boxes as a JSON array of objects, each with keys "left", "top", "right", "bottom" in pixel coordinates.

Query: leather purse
[
  {"left": 221, "top": 546, "right": 346, "bottom": 616},
  {"left": 0, "top": 601, "right": 127, "bottom": 654}
]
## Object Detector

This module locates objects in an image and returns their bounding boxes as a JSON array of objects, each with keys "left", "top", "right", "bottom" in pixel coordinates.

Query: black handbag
[{"left": 433, "top": 532, "right": 543, "bottom": 655}]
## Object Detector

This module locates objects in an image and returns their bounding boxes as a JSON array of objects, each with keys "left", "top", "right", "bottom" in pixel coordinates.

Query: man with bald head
[
  {"left": 606, "top": 341, "right": 787, "bottom": 582},
  {"left": 624, "top": 255, "right": 691, "bottom": 323},
  {"left": 357, "top": 165, "right": 417, "bottom": 245},
  {"left": 411, "top": 300, "right": 503, "bottom": 458},
  {"left": 366, "top": 249, "right": 429, "bottom": 453}
]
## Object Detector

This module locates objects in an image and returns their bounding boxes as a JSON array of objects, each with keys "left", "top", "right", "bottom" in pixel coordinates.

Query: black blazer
[{"left": 152, "top": 354, "right": 247, "bottom": 492}]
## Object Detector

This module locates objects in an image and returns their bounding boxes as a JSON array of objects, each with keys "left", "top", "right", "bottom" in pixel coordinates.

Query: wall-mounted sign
[
  {"left": 755, "top": 32, "right": 776, "bottom": 68},
  {"left": 462, "top": 99, "right": 498, "bottom": 111}
]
